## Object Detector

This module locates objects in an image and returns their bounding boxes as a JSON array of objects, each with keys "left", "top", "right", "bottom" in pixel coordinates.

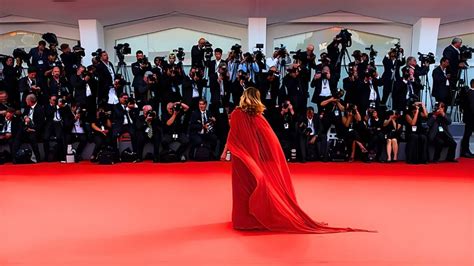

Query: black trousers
[
  {"left": 92, "top": 133, "right": 114, "bottom": 157},
  {"left": 406, "top": 133, "right": 428, "bottom": 164},
  {"left": 13, "top": 130, "right": 41, "bottom": 162},
  {"left": 162, "top": 133, "right": 189, "bottom": 157},
  {"left": 189, "top": 133, "right": 218, "bottom": 158},
  {"left": 114, "top": 124, "right": 137, "bottom": 152},
  {"left": 66, "top": 133, "right": 88, "bottom": 157},
  {"left": 299, "top": 134, "right": 327, "bottom": 161},
  {"left": 137, "top": 131, "right": 162, "bottom": 160},
  {"left": 43, "top": 122, "right": 67, "bottom": 161},
  {"left": 432, "top": 133, "right": 457, "bottom": 161},
  {"left": 461, "top": 122, "right": 473, "bottom": 153}
]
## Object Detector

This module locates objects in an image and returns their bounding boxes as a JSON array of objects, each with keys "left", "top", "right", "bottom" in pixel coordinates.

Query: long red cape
[{"left": 227, "top": 108, "right": 375, "bottom": 233}]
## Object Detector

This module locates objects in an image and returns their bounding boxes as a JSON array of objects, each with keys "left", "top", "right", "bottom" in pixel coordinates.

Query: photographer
[
  {"left": 152, "top": 56, "right": 165, "bottom": 77},
  {"left": 207, "top": 48, "right": 227, "bottom": 80},
  {"left": 405, "top": 102, "right": 429, "bottom": 164},
  {"left": 95, "top": 51, "right": 116, "bottom": 104},
  {"left": 43, "top": 95, "right": 72, "bottom": 162},
  {"left": 310, "top": 65, "right": 337, "bottom": 113},
  {"left": 266, "top": 46, "right": 291, "bottom": 72},
  {"left": 231, "top": 70, "right": 254, "bottom": 104},
  {"left": 393, "top": 67, "right": 422, "bottom": 112},
  {"left": 270, "top": 100, "right": 296, "bottom": 160},
  {"left": 297, "top": 106, "right": 325, "bottom": 162},
  {"left": 132, "top": 50, "right": 152, "bottom": 102},
  {"left": 13, "top": 94, "right": 45, "bottom": 162},
  {"left": 383, "top": 110, "right": 402, "bottom": 162},
  {"left": 182, "top": 67, "right": 205, "bottom": 111},
  {"left": 136, "top": 105, "right": 162, "bottom": 162},
  {"left": 161, "top": 101, "right": 190, "bottom": 161},
  {"left": 280, "top": 65, "right": 307, "bottom": 116},
  {"left": 112, "top": 93, "right": 139, "bottom": 153},
  {"left": 359, "top": 66, "right": 382, "bottom": 116},
  {"left": 427, "top": 102, "right": 457, "bottom": 163},
  {"left": 47, "top": 66, "right": 70, "bottom": 99},
  {"left": 191, "top": 38, "right": 206, "bottom": 70},
  {"left": 406, "top": 56, "right": 429, "bottom": 84},
  {"left": 259, "top": 66, "right": 281, "bottom": 107},
  {"left": 1, "top": 56, "right": 22, "bottom": 109},
  {"left": 209, "top": 64, "right": 231, "bottom": 113},
  {"left": 341, "top": 104, "right": 368, "bottom": 162},
  {"left": 59, "top": 43, "right": 79, "bottom": 78},
  {"left": 227, "top": 45, "right": 243, "bottom": 82},
  {"left": 343, "top": 66, "right": 360, "bottom": 105},
  {"left": 238, "top": 52, "right": 260, "bottom": 84},
  {"left": 442, "top": 37, "right": 464, "bottom": 85},
  {"left": 66, "top": 103, "right": 88, "bottom": 162},
  {"left": 366, "top": 109, "right": 385, "bottom": 162},
  {"left": 0, "top": 108, "right": 20, "bottom": 161},
  {"left": 44, "top": 51, "right": 63, "bottom": 78},
  {"left": 158, "top": 65, "right": 183, "bottom": 114},
  {"left": 381, "top": 47, "right": 405, "bottom": 105},
  {"left": 70, "top": 65, "right": 97, "bottom": 120},
  {"left": 90, "top": 106, "right": 113, "bottom": 162},
  {"left": 432, "top": 57, "right": 452, "bottom": 104},
  {"left": 134, "top": 71, "right": 157, "bottom": 107},
  {"left": 188, "top": 99, "right": 218, "bottom": 160},
  {"left": 28, "top": 40, "right": 50, "bottom": 89},
  {"left": 19, "top": 67, "right": 44, "bottom": 106},
  {"left": 107, "top": 76, "right": 127, "bottom": 109}
]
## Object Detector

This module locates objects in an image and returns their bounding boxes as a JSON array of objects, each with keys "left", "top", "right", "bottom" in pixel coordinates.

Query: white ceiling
[{"left": 1, "top": 0, "right": 473, "bottom": 26}]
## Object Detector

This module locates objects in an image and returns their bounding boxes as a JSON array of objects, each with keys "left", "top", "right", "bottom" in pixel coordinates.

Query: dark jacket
[{"left": 432, "top": 66, "right": 450, "bottom": 103}]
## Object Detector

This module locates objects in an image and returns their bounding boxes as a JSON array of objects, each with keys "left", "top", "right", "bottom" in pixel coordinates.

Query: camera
[
  {"left": 116, "top": 74, "right": 131, "bottom": 87},
  {"left": 173, "top": 47, "right": 185, "bottom": 61},
  {"left": 91, "top": 48, "right": 103, "bottom": 60},
  {"left": 146, "top": 110, "right": 157, "bottom": 119},
  {"left": 347, "top": 104, "right": 357, "bottom": 115},
  {"left": 173, "top": 102, "right": 182, "bottom": 112},
  {"left": 13, "top": 48, "right": 30, "bottom": 62},
  {"left": 243, "top": 52, "right": 254, "bottom": 63},
  {"left": 274, "top": 44, "right": 287, "bottom": 58},
  {"left": 390, "top": 42, "right": 403, "bottom": 58},
  {"left": 267, "top": 70, "right": 280, "bottom": 78},
  {"left": 418, "top": 52, "right": 435, "bottom": 65},
  {"left": 303, "top": 127, "right": 313, "bottom": 135},
  {"left": 114, "top": 43, "right": 131, "bottom": 55},
  {"left": 231, "top": 44, "right": 242, "bottom": 57},
  {"left": 289, "top": 49, "right": 307, "bottom": 62},
  {"left": 365, "top": 45, "right": 377, "bottom": 62},
  {"left": 282, "top": 102, "right": 289, "bottom": 109},
  {"left": 42, "top": 32, "right": 58, "bottom": 46},
  {"left": 335, "top": 29, "right": 352, "bottom": 47},
  {"left": 460, "top": 45, "right": 473, "bottom": 65},
  {"left": 137, "top": 56, "right": 150, "bottom": 65},
  {"left": 72, "top": 43, "right": 86, "bottom": 58},
  {"left": 98, "top": 110, "right": 111, "bottom": 119},
  {"left": 334, "top": 89, "right": 345, "bottom": 99},
  {"left": 203, "top": 41, "right": 213, "bottom": 61}
]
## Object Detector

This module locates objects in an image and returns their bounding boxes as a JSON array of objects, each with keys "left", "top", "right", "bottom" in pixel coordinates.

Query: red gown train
[{"left": 227, "top": 108, "right": 374, "bottom": 233}]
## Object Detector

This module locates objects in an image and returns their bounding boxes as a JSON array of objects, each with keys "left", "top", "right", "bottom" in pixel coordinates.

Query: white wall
[
  {"left": 0, "top": 23, "right": 80, "bottom": 40},
  {"left": 438, "top": 19, "right": 474, "bottom": 39},
  {"left": 104, "top": 15, "right": 247, "bottom": 64}
]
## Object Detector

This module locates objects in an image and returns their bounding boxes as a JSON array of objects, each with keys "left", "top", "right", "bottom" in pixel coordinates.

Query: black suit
[
  {"left": 0, "top": 116, "right": 21, "bottom": 160},
  {"left": 427, "top": 113, "right": 456, "bottom": 161},
  {"left": 95, "top": 61, "right": 116, "bottom": 104},
  {"left": 209, "top": 75, "right": 231, "bottom": 110},
  {"left": 191, "top": 45, "right": 205, "bottom": 69},
  {"left": 182, "top": 77, "right": 204, "bottom": 110},
  {"left": 461, "top": 88, "right": 474, "bottom": 154},
  {"left": 297, "top": 114, "right": 326, "bottom": 162},
  {"left": 358, "top": 79, "right": 382, "bottom": 115},
  {"left": 188, "top": 109, "right": 217, "bottom": 159},
  {"left": 381, "top": 56, "right": 405, "bottom": 104},
  {"left": 43, "top": 104, "right": 73, "bottom": 161},
  {"left": 343, "top": 77, "right": 360, "bottom": 105},
  {"left": 14, "top": 104, "right": 45, "bottom": 161},
  {"left": 258, "top": 77, "right": 280, "bottom": 107},
  {"left": 432, "top": 66, "right": 451, "bottom": 104},
  {"left": 442, "top": 45, "right": 461, "bottom": 82},
  {"left": 112, "top": 103, "right": 138, "bottom": 152},
  {"left": 136, "top": 115, "right": 162, "bottom": 160},
  {"left": 392, "top": 79, "right": 421, "bottom": 112},
  {"left": 310, "top": 77, "right": 337, "bottom": 112}
]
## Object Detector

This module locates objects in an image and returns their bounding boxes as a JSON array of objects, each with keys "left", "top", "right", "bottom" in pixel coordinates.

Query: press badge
[
  {"left": 172, "top": 133, "right": 178, "bottom": 139},
  {"left": 438, "top": 126, "right": 444, "bottom": 132},
  {"left": 284, "top": 123, "right": 289, "bottom": 129},
  {"left": 219, "top": 108, "right": 224, "bottom": 114},
  {"left": 38, "top": 60, "right": 44, "bottom": 65},
  {"left": 412, "top": 126, "right": 417, "bottom": 132},
  {"left": 334, "top": 110, "right": 340, "bottom": 116},
  {"left": 145, "top": 128, "right": 151, "bottom": 133}
]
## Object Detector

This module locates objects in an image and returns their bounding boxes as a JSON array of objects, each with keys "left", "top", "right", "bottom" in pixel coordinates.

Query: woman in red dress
[{"left": 221, "top": 87, "right": 374, "bottom": 233}]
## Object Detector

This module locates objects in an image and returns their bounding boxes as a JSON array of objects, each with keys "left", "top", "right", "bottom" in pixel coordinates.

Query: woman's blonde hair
[{"left": 239, "top": 87, "right": 266, "bottom": 115}]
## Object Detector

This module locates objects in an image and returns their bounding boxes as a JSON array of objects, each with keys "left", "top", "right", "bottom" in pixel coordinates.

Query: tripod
[
  {"left": 449, "top": 67, "right": 469, "bottom": 122},
  {"left": 420, "top": 74, "right": 434, "bottom": 111},
  {"left": 335, "top": 45, "right": 352, "bottom": 77},
  {"left": 115, "top": 57, "right": 132, "bottom": 96}
]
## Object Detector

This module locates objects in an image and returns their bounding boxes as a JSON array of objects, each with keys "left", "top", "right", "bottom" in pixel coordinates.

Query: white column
[
  {"left": 411, "top": 18, "right": 441, "bottom": 56},
  {"left": 248, "top": 18, "right": 267, "bottom": 53},
  {"left": 78, "top": 19, "right": 105, "bottom": 65}
]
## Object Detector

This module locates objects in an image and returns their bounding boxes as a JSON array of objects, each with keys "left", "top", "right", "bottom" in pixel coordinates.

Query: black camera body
[
  {"left": 336, "top": 29, "right": 352, "bottom": 47},
  {"left": 173, "top": 102, "right": 182, "bottom": 112},
  {"left": 418, "top": 52, "right": 435, "bottom": 65},
  {"left": 231, "top": 44, "right": 242, "bottom": 57},
  {"left": 42, "top": 32, "right": 58, "bottom": 46},
  {"left": 146, "top": 110, "right": 157, "bottom": 119},
  {"left": 13, "top": 48, "right": 30, "bottom": 62},
  {"left": 174, "top": 48, "right": 185, "bottom": 61},
  {"left": 460, "top": 45, "right": 473, "bottom": 64}
]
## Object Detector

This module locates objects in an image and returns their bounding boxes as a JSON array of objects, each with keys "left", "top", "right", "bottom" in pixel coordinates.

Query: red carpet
[{"left": 1, "top": 160, "right": 473, "bottom": 266}]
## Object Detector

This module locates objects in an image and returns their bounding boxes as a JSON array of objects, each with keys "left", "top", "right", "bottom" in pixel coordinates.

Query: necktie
[
  {"left": 202, "top": 112, "right": 207, "bottom": 124},
  {"left": 147, "top": 123, "right": 153, "bottom": 139}
]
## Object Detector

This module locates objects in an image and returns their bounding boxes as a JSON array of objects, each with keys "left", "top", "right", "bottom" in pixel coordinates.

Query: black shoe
[
  {"left": 461, "top": 152, "right": 474, "bottom": 158},
  {"left": 446, "top": 159, "right": 459, "bottom": 163}
]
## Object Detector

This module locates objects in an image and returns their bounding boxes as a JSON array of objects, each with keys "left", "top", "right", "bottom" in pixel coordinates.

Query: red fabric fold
[{"left": 227, "top": 108, "right": 375, "bottom": 234}]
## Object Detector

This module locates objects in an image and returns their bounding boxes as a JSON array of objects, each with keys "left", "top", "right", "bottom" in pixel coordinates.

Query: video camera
[
  {"left": 365, "top": 45, "right": 378, "bottom": 63},
  {"left": 42, "top": 32, "right": 58, "bottom": 46},
  {"left": 335, "top": 29, "right": 352, "bottom": 47},
  {"left": 231, "top": 44, "right": 242, "bottom": 58},
  {"left": 91, "top": 48, "right": 103, "bottom": 61},
  {"left": 173, "top": 102, "right": 182, "bottom": 112},
  {"left": 204, "top": 41, "right": 213, "bottom": 61},
  {"left": 146, "top": 110, "right": 157, "bottom": 119},
  {"left": 13, "top": 48, "right": 30, "bottom": 62},
  {"left": 418, "top": 52, "right": 435, "bottom": 65},
  {"left": 114, "top": 43, "right": 131, "bottom": 63},
  {"left": 173, "top": 47, "right": 185, "bottom": 61},
  {"left": 460, "top": 45, "right": 473, "bottom": 66}
]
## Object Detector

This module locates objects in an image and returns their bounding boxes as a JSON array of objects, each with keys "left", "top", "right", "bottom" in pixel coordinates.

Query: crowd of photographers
[{"left": 0, "top": 32, "right": 473, "bottom": 164}]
